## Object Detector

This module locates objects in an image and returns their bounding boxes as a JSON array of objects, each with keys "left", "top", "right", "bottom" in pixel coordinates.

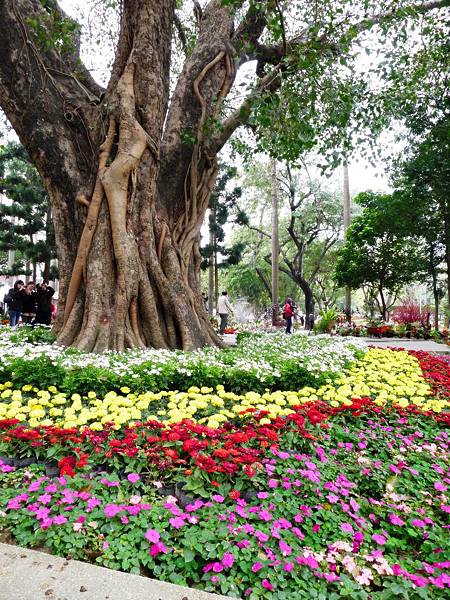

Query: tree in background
[
  {"left": 334, "top": 191, "right": 426, "bottom": 320},
  {"left": 237, "top": 161, "right": 342, "bottom": 324},
  {"left": 0, "top": 142, "right": 57, "bottom": 281},
  {"left": 392, "top": 117, "right": 449, "bottom": 327},
  {"left": 0, "top": 0, "right": 448, "bottom": 350},
  {"left": 200, "top": 164, "right": 243, "bottom": 314}
]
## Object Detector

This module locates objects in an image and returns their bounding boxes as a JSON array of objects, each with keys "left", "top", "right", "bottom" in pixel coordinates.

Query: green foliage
[
  {"left": 26, "top": 1, "right": 79, "bottom": 55},
  {"left": 0, "top": 142, "right": 57, "bottom": 278},
  {"left": 315, "top": 308, "right": 338, "bottom": 333},
  {"left": 335, "top": 191, "right": 426, "bottom": 315}
]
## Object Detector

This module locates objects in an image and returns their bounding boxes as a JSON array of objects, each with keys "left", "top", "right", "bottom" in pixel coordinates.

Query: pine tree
[{"left": 0, "top": 142, "right": 57, "bottom": 281}]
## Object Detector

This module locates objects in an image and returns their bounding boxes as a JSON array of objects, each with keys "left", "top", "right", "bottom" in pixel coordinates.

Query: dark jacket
[
  {"left": 36, "top": 286, "right": 55, "bottom": 313},
  {"left": 4, "top": 288, "right": 23, "bottom": 312},
  {"left": 20, "top": 290, "right": 37, "bottom": 314}
]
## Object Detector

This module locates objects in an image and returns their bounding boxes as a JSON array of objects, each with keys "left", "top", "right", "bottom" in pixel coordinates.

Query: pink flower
[
  {"left": 104, "top": 504, "right": 121, "bottom": 518},
  {"left": 258, "top": 510, "right": 273, "bottom": 522},
  {"left": 268, "top": 479, "right": 278, "bottom": 488},
  {"left": 212, "top": 562, "right": 223, "bottom": 573},
  {"left": 38, "top": 494, "right": 52, "bottom": 505},
  {"left": 222, "top": 552, "right": 235, "bottom": 568},
  {"left": 412, "top": 519, "right": 426, "bottom": 528},
  {"left": 53, "top": 515, "right": 67, "bottom": 525},
  {"left": 434, "top": 481, "right": 447, "bottom": 492},
  {"left": 372, "top": 534, "right": 387, "bottom": 545},
  {"left": 102, "top": 541, "right": 109, "bottom": 549},
  {"left": 145, "top": 529, "right": 160, "bottom": 543},
  {"left": 210, "top": 576, "right": 219, "bottom": 584},
  {"left": 149, "top": 542, "right": 168, "bottom": 557},
  {"left": 211, "top": 494, "right": 225, "bottom": 503},
  {"left": 254, "top": 530, "right": 269, "bottom": 543},
  {"left": 341, "top": 522, "right": 354, "bottom": 534},
  {"left": 312, "top": 524, "right": 321, "bottom": 533},
  {"left": 86, "top": 497, "right": 101, "bottom": 511},
  {"left": 284, "top": 562, "right": 294, "bottom": 572},
  {"left": 440, "top": 505, "right": 450, "bottom": 513},
  {"left": 279, "top": 540, "right": 292, "bottom": 556},
  {"left": 169, "top": 516, "right": 185, "bottom": 529},
  {"left": 45, "top": 484, "right": 58, "bottom": 494},
  {"left": 389, "top": 514, "right": 405, "bottom": 526},
  {"left": 262, "top": 579, "right": 274, "bottom": 591},
  {"left": 327, "top": 493, "right": 339, "bottom": 503},
  {"left": 127, "top": 473, "right": 140, "bottom": 484},
  {"left": 251, "top": 562, "right": 263, "bottom": 573}
]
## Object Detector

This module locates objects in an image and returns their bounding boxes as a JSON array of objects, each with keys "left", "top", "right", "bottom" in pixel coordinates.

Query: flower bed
[
  {"left": 0, "top": 328, "right": 365, "bottom": 396},
  {"left": 0, "top": 340, "right": 449, "bottom": 598}
]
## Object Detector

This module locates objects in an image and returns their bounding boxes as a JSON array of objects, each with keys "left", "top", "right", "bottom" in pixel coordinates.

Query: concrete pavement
[{"left": 0, "top": 543, "right": 232, "bottom": 600}]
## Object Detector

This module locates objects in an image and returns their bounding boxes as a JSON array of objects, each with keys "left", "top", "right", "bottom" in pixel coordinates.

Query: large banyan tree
[{"left": 0, "top": 0, "right": 448, "bottom": 351}]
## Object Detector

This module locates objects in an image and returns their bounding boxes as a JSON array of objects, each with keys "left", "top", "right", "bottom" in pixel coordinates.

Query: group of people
[{"left": 3, "top": 280, "right": 55, "bottom": 327}]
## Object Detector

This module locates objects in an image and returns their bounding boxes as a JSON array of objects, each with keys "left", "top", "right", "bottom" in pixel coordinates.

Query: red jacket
[{"left": 284, "top": 303, "right": 292, "bottom": 318}]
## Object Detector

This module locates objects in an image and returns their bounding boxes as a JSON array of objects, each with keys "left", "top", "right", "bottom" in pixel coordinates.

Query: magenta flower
[
  {"left": 268, "top": 479, "right": 278, "bottom": 488},
  {"left": 127, "top": 473, "right": 140, "bottom": 484},
  {"left": 210, "top": 576, "right": 219, "bottom": 584},
  {"left": 169, "top": 516, "right": 185, "bottom": 529},
  {"left": 86, "top": 497, "right": 101, "bottom": 512},
  {"left": 145, "top": 529, "right": 161, "bottom": 543},
  {"left": 254, "top": 530, "right": 269, "bottom": 543},
  {"left": 258, "top": 510, "right": 273, "bottom": 522},
  {"left": 53, "top": 515, "right": 67, "bottom": 525},
  {"left": 262, "top": 579, "right": 274, "bottom": 591},
  {"left": 251, "top": 562, "right": 263, "bottom": 573},
  {"left": 434, "top": 481, "right": 447, "bottom": 492},
  {"left": 212, "top": 562, "right": 224, "bottom": 573},
  {"left": 412, "top": 519, "right": 426, "bottom": 528},
  {"left": 38, "top": 494, "right": 52, "bottom": 505},
  {"left": 284, "top": 562, "right": 294, "bottom": 572},
  {"left": 104, "top": 504, "right": 121, "bottom": 518},
  {"left": 372, "top": 534, "right": 387, "bottom": 545},
  {"left": 279, "top": 540, "right": 292, "bottom": 556},
  {"left": 211, "top": 494, "right": 225, "bottom": 503},
  {"left": 45, "top": 484, "right": 58, "bottom": 494},
  {"left": 222, "top": 552, "right": 235, "bottom": 568},
  {"left": 149, "top": 542, "right": 168, "bottom": 557},
  {"left": 389, "top": 514, "right": 405, "bottom": 526}
]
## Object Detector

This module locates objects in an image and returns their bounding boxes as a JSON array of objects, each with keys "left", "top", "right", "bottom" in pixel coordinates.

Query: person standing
[
  {"left": 34, "top": 281, "right": 55, "bottom": 326},
  {"left": 3, "top": 280, "right": 24, "bottom": 327},
  {"left": 283, "top": 297, "right": 293, "bottom": 334},
  {"left": 20, "top": 281, "right": 37, "bottom": 324},
  {"left": 217, "top": 291, "right": 234, "bottom": 335}
]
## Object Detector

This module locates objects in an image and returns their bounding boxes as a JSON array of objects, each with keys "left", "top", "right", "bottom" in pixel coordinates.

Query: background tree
[
  {"left": 238, "top": 160, "right": 343, "bottom": 324},
  {"left": 0, "top": 0, "right": 448, "bottom": 350},
  {"left": 0, "top": 142, "right": 57, "bottom": 281},
  {"left": 392, "top": 117, "right": 450, "bottom": 327},
  {"left": 200, "top": 163, "right": 243, "bottom": 314},
  {"left": 334, "top": 191, "right": 426, "bottom": 319}
]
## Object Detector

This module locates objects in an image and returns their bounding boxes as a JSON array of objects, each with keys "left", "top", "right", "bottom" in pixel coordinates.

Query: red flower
[
  {"left": 229, "top": 489, "right": 240, "bottom": 500},
  {"left": 58, "top": 456, "right": 76, "bottom": 477}
]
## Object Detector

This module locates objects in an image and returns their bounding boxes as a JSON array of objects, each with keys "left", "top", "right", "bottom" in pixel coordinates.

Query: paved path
[
  {"left": 361, "top": 338, "right": 450, "bottom": 353},
  {"left": 0, "top": 543, "right": 231, "bottom": 600}
]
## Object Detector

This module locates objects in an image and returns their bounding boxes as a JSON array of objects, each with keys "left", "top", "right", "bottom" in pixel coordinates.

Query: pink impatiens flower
[
  {"left": 104, "top": 504, "right": 121, "bottom": 518},
  {"left": 145, "top": 529, "right": 160, "bottom": 543},
  {"left": 127, "top": 473, "right": 140, "bottom": 484},
  {"left": 262, "top": 579, "right": 274, "bottom": 591},
  {"left": 222, "top": 552, "right": 235, "bottom": 568},
  {"left": 251, "top": 562, "right": 263, "bottom": 573},
  {"left": 372, "top": 534, "right": 387, "bottom": 545},
  {"left": 389, "top": 514, "right": 405, "bottom": 526}
]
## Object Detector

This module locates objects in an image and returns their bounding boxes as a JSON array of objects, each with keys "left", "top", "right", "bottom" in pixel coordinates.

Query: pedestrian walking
[
  {"left": 217, "top": 291, "right": 234, "bottom": 335},
  {"left": 283, "top": 297, "right": 293, "bottom": 334}
]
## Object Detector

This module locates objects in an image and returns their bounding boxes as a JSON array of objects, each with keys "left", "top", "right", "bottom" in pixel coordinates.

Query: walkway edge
[{"left": 0, "top": 542, "right": 234, "bottom": 600}]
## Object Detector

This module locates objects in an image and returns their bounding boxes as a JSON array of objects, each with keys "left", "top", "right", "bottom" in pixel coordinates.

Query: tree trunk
[
  {"left": 343, "top": 162, "right": 351, "bottom": 323},
  {"left": 0, "top": 0, "right": 236, "bottom": 351},
  {"left": 271, "top": 159, "right": 280, "bottom": 325},
  {"left": 296, "top": 278, "right": 315, "bottom": 330}
]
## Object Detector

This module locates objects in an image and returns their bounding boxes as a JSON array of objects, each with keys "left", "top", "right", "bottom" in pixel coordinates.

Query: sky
[{"left": 1, "top": 0, "right": 394, "bottom": 195}]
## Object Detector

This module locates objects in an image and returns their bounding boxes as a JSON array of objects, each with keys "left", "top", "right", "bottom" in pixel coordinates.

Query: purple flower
[
  {"left": 53, "top": 515, "right": 67, "bottom": 525},
  {"left": 127, "top": 473, "right": 140, "bottom": 484},
  {"left": 104, "top": 504, "right": 121, "bottom": 518},
  {"left": 279, "top": 540, "right": 292, "bottom": 556},
  {"left": 145, "top": 529, "right": 160, "bottom": 543}
]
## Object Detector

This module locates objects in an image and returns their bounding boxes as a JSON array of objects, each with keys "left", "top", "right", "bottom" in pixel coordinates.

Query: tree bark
[
  {"left": 0, "top": 0, "right": 233, "bottom": 351},
  {"left": 271, "top": 159, "right": 280, "bottom": 325}
]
